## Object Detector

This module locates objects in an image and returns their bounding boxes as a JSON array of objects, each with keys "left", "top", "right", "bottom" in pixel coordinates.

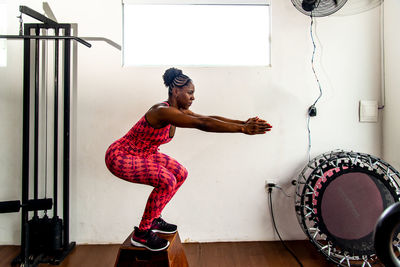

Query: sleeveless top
[{"left": 119, "top": 102, "right": 173, "bottom": 157}]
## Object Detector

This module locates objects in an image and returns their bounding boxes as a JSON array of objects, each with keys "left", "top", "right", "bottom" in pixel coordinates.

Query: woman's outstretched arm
[
  {"left": 182, "top": 110, "right": 246, "bottom": 125},
  {"left": 147, "top": 106, "right": 271, "bottom": 135},
  {"left": 183, "top": 110, "right": 271, "bottom": 132}
]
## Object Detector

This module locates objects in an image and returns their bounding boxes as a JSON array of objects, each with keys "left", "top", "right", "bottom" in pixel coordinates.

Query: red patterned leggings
[{"left": 105, "top": 141, "right": 188, "bottom": 230}]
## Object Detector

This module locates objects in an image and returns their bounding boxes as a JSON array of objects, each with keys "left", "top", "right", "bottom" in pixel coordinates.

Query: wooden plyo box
[{"left": 114, "top": 231, "right": 188, "bottom": 267}]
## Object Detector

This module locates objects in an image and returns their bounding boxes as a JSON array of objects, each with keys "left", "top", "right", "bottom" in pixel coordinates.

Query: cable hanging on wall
[{"left": 307, "top": 15, "right": 323, "bottom": 162}]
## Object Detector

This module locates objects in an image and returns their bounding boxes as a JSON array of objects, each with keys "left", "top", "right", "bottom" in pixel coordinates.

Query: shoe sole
[
  {"left": 151, "top": 229, "right": 178, "bottom": 234},
  {"left": 130, "top": 238, "right": 170, "bottom": 251}
]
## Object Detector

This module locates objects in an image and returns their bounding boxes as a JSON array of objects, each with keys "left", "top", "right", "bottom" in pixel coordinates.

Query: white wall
[
  {"left": 0, "top": 0, "right": 383, "bottom": 244},
  {"left": 383, "top": 0, "right": 400, "bottom": 171}
]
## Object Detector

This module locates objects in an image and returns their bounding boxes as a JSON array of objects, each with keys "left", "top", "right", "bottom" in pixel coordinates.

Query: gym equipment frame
[{"left": 0, "top": 5, "right": 91, "bottom": 267}]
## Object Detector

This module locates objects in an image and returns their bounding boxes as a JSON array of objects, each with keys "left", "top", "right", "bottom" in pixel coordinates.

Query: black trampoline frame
[{"left": 294, "top": 150, "right": 400, "bottom": 266}]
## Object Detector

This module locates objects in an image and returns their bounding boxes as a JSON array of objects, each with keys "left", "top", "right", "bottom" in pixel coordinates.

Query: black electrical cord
[
  {"left": 307, "top": 15, "right": 323, "bottom": 162},
  {"left": 268, "top": 187, "right": 304, "bottom": 267},
  {"left": 310, "top": 16, "right": 322, "bottom": 107}
]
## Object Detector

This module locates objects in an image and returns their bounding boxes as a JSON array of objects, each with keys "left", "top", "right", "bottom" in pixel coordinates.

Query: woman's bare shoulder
[
  {"left": 147, "top": 102, "right": 172, "bottom": 113},
  {"left": 146, "top": 102, "right": 179, "bottom": 128}
]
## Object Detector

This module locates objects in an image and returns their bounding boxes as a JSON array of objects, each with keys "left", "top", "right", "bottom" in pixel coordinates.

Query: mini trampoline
[{"left": 294, "top": 150, "right": 400, "bottom": 266}]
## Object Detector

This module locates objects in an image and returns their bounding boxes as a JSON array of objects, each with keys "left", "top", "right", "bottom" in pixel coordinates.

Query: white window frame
[{"left": 122, "top": 0, "right": 271, "bottom": 67}]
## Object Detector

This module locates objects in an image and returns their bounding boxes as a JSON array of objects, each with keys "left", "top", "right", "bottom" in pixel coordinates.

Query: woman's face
[{"left": 174, "top": 82, "right": 195, "bottom": 110}]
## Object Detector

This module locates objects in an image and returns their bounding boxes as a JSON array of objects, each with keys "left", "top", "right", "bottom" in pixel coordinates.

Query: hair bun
[{"left": 163, "top": 67, "right": 183, "bottom": 87}]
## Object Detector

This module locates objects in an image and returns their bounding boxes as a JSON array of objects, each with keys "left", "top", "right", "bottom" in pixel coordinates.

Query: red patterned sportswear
[{"left": 105, "top": 102, "right": 188, "bottom": 230}]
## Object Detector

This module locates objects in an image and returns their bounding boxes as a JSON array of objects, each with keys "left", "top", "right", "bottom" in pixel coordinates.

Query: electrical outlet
[{"left": 265, "top": 180, "right": 277, "bottom": 188}]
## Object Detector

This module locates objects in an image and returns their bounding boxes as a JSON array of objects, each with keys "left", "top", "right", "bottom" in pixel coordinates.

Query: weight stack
[{"left": 28, "top": 215, "right": 63, "bottom": 253}]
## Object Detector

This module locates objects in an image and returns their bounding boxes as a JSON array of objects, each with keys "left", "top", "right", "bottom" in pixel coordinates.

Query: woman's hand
[
  {"left": 243, "top": 117, "right": 272, "bottom": 135},
  {"left": 245, "top": 117, "right": 259, "bottom": 124}
]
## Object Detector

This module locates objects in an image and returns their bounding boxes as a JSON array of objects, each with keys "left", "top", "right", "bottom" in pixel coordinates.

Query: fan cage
[
  {"left": 294, "top": 150, "right": 400, "bottom": 266},
  {"left": 291, "top": 0, "right": 349, "bottom": 17}
]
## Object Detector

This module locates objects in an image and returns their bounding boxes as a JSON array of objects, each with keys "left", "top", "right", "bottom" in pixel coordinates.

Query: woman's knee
[
  {"left": 167, "top": 160, "right": 188, "bottom": 183},
  {"left": 154, "top": 153, "right": 188, "bottom": 182},
  {"left": 177, "top": 165, "right": 188, "bottom": 183}
]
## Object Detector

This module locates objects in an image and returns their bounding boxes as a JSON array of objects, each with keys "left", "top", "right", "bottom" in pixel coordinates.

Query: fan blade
[{"left": 333, "top": 0, "right": 338, "bottom": 5}]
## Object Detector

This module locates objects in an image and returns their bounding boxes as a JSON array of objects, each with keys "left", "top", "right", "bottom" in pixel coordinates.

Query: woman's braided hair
[{"left": 163, "top": 68, "right": 192, "bottom": 96}]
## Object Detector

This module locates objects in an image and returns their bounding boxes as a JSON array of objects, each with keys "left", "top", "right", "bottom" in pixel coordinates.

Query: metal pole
[
  {"left": 63, "top": 25, "right": 71, "bottom": 247},
  {"left": 53, "top": 28, "right": 59, "bottom": 217},
  {"left": 19, "top": 5, "right": 58, "bottom": 27},
  {"left": 0, "top": 35, "right": 92, "bottom": 48},
  {"left": 21, "top": 24, "right": 31, "bottom": 266},
  {"left": 33, "top": 27, "right": 40, "bottom": 218}
]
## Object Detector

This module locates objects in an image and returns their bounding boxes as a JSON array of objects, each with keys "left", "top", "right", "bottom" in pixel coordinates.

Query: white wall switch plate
[{"left": 359, "top": 100, "right": 378, "bottom": 123}]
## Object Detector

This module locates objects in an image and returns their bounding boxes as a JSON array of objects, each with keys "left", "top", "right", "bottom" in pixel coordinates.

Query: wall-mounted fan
[
  {"left": 291, "top": 0, "right": 349, "bottom": 17},
  {"left": 335, "top": 0, "right": 384, "bottom": 16}
]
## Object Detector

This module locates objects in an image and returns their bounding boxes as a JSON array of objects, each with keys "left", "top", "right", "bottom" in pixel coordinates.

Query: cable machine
[{"left": 0, "top": 5, "right": 91, "bottom": 266}]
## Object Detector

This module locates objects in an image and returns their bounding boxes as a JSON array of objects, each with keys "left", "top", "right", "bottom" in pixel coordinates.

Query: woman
[{"left": 105, "top": 68, "right": 272, "bottom": 251}]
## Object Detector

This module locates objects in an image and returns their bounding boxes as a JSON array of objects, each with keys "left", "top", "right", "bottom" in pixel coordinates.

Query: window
[
  {"left": 0, "top": 3, "right": 6, "bottom": 67},
  {"left": 123, "top": 1, "right": 271, "bottom": 66}
]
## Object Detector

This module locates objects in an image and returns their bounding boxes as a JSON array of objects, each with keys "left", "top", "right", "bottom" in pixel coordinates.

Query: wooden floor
[{"left": 0, "top": 241, "right": 338, "bottom": 267}]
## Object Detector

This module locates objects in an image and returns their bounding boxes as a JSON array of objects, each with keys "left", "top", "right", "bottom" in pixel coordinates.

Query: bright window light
[
  {"left": 123, "top": 4, "right": 270, "bottom": 66},
  {"left": 0, "top": 3, "right": 6, "bottom": 67}
]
